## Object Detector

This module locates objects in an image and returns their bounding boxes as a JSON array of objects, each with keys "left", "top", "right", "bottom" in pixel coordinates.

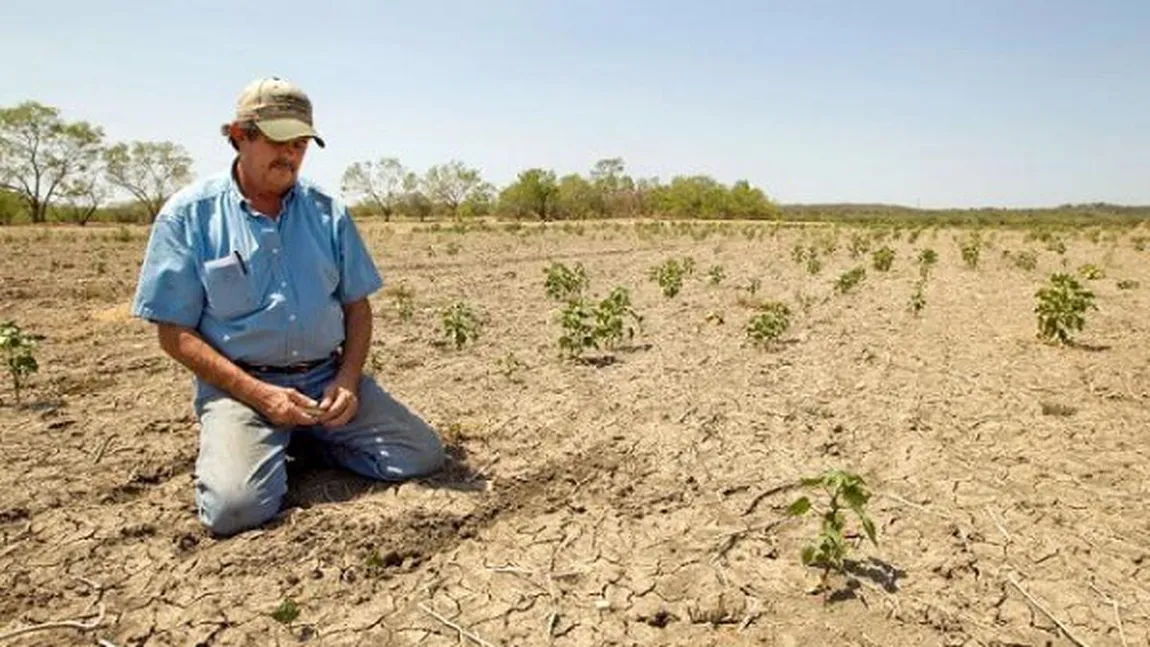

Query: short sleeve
[
  {"left": 334, "top": 207, "right": 383, "bottom": 304},
  {"left": 131, "top": 212, "right": 204, "bottom": 327}
]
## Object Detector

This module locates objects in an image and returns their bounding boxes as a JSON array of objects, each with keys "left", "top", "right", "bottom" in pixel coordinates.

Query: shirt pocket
[{"left": 202, "top": 253, "right": 258, "bottom": 319}]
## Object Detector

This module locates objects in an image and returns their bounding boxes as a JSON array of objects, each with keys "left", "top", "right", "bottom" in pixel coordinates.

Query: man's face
[{"left": 233, "top": 125, "right": 310, "bottom": 194}]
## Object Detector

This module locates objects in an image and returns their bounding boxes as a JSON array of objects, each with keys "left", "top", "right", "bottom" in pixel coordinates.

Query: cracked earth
[{"left": 1, "top": 220, "right": 1148, "bottom": 646}]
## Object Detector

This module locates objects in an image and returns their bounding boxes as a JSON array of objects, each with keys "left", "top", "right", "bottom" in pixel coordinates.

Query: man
[{"left": 131, "top": 77, "right": 445, "bottom": 537}]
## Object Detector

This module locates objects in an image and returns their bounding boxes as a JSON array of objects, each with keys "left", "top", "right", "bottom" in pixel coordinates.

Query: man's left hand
[{"left": 316, "top": 376, "right": 359, "bottom": 428}]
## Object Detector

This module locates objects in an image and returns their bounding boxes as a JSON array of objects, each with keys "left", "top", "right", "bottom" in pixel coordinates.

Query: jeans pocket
[{"left": 203, "top": 254, "right": 256, "bottom": 318}]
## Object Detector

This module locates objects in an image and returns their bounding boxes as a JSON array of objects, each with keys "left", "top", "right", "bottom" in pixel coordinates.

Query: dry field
[{"left": 1, "top": 218, "right": 1148, "bottom": 646}]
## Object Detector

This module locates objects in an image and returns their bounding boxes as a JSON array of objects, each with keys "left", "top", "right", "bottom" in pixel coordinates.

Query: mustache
[{"left": 270, "top": 160, "right": 297, "bottom": 171}]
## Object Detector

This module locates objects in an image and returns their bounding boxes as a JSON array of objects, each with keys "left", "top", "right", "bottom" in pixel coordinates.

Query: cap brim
[{"left": 255, "top": 118, "right": 325, "bottom": 148}]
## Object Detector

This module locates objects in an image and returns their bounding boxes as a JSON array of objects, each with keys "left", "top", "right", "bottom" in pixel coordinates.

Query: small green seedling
[
  {"left": 648, "top": 258, "right": 691, "bottom": 298},
  {"left": 806, "top": 253, "right": 823, "bottom": 275},
  {"left": 271, "top": 598, "right": 300, "bottom": 624},
  {"left": 834, "top": 267, "right": 866, "bottom": 295},
  {"left": 707, "top": 265, "right": 726, "bottom": 285},
  {"left": 544, "top": 262, "right": 589, "bottom": 302},
  {"left": 745, "top": 301, "right": 791, "bottom": 348},
  {"left": 916, "top": 249, "right": 938, "bottom": 279},
  {"left": 871, "top": 247, "right": 895, "bottom": 272},
  {"left": 441, "top": 302, "right": 481, "bottom": 349},
  {"left": 787, "top": 469, "right": 878, "bottom": 598},
  {"left": 1035, "top": 273, "right": 1096, "bottom": 345},
  {"left": 557, "top": 287, "right": 642, "bottom": 360},
  {"left": 1077, "top": 264, "right": 1105, "bottom": 280},
  {"left": 498, "top": 352, "right": 526, "bottom": 383},
  {"left": 0, "top": 321, "right": 40, "bottom": 404},
  {"left": 593, "top": 287, "right": 643, "bottom": 349},
  {"left": 1117, "top": 279, "right": 1139, "bottom": 290},
  {"left": 909, "top": 281, "right": 926, "bottom": 316},
  {"left": 1011, "top": 250, "right": 1038, "bottom": 271},
  {"left": 959, "top": 233, "right": 982, "bottom": 269},
  {"left": 847, "top": 232, "right": 870, "bottom": 259},
  {"left": 389, "top": 281, "right": 415, "bottom": 322},
  {"left": 742, "top": 278, "right": 762, "bottom": 296}
]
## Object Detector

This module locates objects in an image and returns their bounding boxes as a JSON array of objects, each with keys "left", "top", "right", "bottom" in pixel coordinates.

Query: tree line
[
  {"left": 0, "top": 101, "right": 194, "bottom": 225},
  {"left": 3, "top": 99, "right": 1146, "bottom": 228},
  {"left": 0, "top": 99, "right": 778, "bottom": 226},
  {"left": 340, "top": 156, "right": 778, "bottom": 222}
]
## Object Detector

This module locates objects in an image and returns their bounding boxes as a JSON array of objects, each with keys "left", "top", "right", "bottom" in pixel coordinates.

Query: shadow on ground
[{"left": 284, "top": 436, "right": 489, "bottom": 508}]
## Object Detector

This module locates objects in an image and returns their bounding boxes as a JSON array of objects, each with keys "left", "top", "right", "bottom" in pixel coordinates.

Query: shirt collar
[{"left": 228, "top": 157, "right": 299, "bottom": 218}]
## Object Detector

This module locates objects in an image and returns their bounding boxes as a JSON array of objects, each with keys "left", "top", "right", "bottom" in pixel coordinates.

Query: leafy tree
[
  {"left": 498, "top": 168, "right": 559, "bottom": 220},
  {"left": 0, "top": 189, "right": 23, "bottom": 225},
  {"left": 0, "top": 101, "right": 104, "bottom": 223},
  {"left": 556, "top": 173, "right": 602, "bottom": 220},
  {"left": 589, "top": 157, "right": 634, "bottom": 217},
  {"left": 398, "top": 172, "right": 433, "bottom": 221},
  {"left": 727, "top": 179, "right": 778, "bottom": 219},
  {"left": 423, "top": 160, "right": 484, "bottom": 220},
  {"left": 460, "top": 181, "right": 495, "bottom": 219},
  {"left": 103, "top": 141, "right": 193, "bottom": 222},
  {"left": 341, "top": 157, "right": 406, "bottom": 220}
]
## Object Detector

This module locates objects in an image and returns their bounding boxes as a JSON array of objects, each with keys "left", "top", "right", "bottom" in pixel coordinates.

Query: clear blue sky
[{"left": 3, "top": 1, "right": 1147, "bottom": 208}]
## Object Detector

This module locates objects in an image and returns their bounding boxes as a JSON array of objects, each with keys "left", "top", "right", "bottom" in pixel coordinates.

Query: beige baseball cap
[{"left": 222, "top": 77, "right": 325, "bottom": 148}]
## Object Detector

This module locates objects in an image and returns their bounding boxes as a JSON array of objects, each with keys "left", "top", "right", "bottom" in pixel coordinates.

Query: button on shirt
[{"left": 131, "top": 167, "right": 383, "bottom": 367}]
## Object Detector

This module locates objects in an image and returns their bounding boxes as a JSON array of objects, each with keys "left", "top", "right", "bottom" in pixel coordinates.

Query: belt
[{"left": 236, "top": 352, "right": 337, "bottom": 375}]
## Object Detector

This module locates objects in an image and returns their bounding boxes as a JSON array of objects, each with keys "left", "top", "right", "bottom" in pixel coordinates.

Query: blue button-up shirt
[{"left": 131, "top": 165, "right": 383, "bottom": 368}]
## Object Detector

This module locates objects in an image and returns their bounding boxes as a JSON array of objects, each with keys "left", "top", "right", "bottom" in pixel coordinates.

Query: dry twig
[
  {"left": 984, "top": 506, "right": 1012, "bottom": 544},
  {"left": 0, "top": 603, "right": 106, "bottom": 642},
  {"left": 742, "top": 481, "right": 798, "bottom": 516},
  {"left": 1006, "top": 574, "right": 1090, "bottom": 647},
  {"left": 418, "top": 603, "right": 496, "bottom": 647}
]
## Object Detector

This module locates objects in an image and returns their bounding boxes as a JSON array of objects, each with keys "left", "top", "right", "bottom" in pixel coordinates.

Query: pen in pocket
[{"left": 233, "top": 250, "right": 247, "bottom": 275}]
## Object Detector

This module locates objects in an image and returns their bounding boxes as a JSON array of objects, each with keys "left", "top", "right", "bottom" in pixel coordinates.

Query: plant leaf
[
  {"left": 800, "top": 545, "right": 816, "bottom": 566},
  {"left": 786, "top": 496, "right": 811, "bottom": 517},
  {"left": 861, "top": 516, "right": 878, "bottom": 545}
]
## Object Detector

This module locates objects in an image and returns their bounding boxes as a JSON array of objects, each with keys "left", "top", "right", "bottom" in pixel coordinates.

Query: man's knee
[
  {"left": 407, "top": 425, "right": 446, "bottom": 476},
  {"left": 196, "top": 479, "right": 284, "bottom": 537}
]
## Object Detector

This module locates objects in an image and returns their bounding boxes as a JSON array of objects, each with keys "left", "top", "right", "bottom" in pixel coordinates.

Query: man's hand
[
  {"left": 257, "top": 384, "right": 324, "bottom": 427},
  {"left": 315, "top": 376, "right": 360, "bottom": 428}
]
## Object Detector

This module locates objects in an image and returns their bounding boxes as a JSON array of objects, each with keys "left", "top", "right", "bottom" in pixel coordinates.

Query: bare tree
[
  {"left": 0, "top": 101, "right": 104, "bottom": 223},
  {"left": 103, "top": 141, "right": 193, "bottom": 222},
  {"left": 340, "top": 157, "right": 406, "bottom": 220}
]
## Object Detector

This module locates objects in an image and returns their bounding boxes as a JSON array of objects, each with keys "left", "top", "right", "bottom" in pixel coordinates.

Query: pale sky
[{"left": 2, "top": 0, "right": 1147, "bottom": 208}]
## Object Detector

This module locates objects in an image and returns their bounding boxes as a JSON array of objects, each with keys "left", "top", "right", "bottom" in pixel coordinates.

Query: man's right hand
[{"left": 255, "top": 383, "right": 324, "bottom": 427}]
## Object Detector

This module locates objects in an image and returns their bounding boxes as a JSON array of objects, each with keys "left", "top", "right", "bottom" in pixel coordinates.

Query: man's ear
[{"left": 226, "top": 122, "right": 247, "bottom": 141}]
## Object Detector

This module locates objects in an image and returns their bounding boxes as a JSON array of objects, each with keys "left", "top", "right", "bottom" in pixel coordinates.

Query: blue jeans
[{"left": 191, "top": 357, "right": 445, "bottom": 536}]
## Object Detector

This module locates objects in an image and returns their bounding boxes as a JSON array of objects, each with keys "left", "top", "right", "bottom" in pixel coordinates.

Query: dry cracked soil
[{"left": 1, "top": 219, "right": 1148, "bottom": 646}]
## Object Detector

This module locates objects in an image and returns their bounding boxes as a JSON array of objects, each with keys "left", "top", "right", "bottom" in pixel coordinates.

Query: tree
[
  {"left": 103, "top": 141, "right": 193, "bottom": 223},
  {"left": 340, "top": 157, "right": 405, "bottom": 221},
  {"left": 58, "top": 165, "right": 109, "bottom": 226},
  {"left": 654, "top": 175, "right": 730, "bottom": 219},
  {"left": 424, "top": 160, "right": 484, "bottom": 220},
  {"left": 498, "top": 169, "right": 559, "bottom": 220},
  {"left": 0, "top": 101, "right": 104, "bottom": 223},
  {"left": 556, "top": 173, "right": 601, "bottom": 220},
  {"left": 727, "top": 179, "right": 779, "bottom": 220},
  {"left": 460, "top": 181, "right": 495, "bottom": 219},
  {"left": 590, "top": 157, "right": 626, "bottom": 193},
  {"left": 398, "top": 172, "right": 433, "bottom": 221},
  {"left": 0, "top": 189, "right": 22, "bottom": 225}
]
